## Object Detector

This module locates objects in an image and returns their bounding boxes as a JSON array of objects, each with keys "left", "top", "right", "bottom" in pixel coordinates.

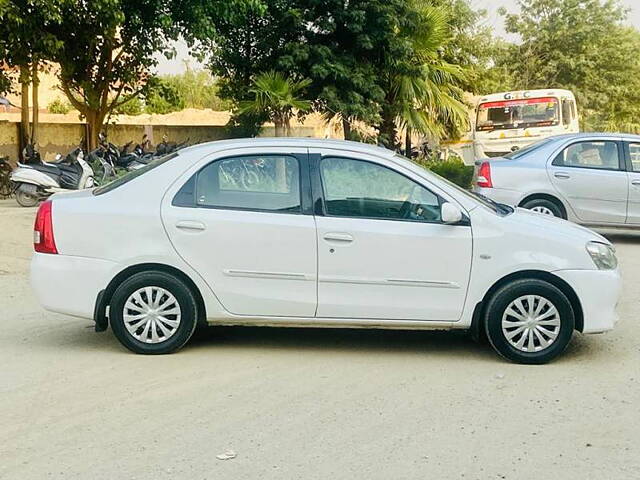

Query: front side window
[
  {"left": 552, "top": 141, "right": 621, "bottom": 170},
  {"left": 320, "top": 157, "right": 441, "bottom": 222},
  {"left": 186, "top": 155, "right": 301, "bottom": 212}
]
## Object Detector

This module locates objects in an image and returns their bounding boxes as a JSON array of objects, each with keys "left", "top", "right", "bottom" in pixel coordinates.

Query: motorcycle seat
[{"left": 29, "top": 162, "right": 81, "bottom": 177}]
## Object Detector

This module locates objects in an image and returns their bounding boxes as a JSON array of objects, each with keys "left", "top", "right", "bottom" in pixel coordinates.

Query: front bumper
[
  {"left": 553, "top": 268, "right": 621, "bottom": 333},
  {"left": 31, "top": 253, "right": 117, "bottom": 320}
]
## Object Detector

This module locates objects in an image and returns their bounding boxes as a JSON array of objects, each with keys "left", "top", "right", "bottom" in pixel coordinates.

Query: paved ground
[{"left": 0, "top": 198, "right": 638, "bottom": 480}]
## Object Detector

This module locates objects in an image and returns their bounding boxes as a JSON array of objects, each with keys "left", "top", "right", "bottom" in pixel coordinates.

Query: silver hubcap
[
  {"left": 530, "top": 206, "right": 555, "bottom": 216},
  {"left": 501, "top": 295, "right": 561, "bottom": 352},
  {"left": 123, "top": 286, "right": 181, "bottom": 344}
]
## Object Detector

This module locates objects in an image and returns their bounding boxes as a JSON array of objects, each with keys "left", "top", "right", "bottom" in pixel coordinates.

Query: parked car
[
  {"left": 474, "top": 133, "right": 640, "bottom": 226},
  {"left": 30, "top": 139, "right": 620, "bottom": 363}
]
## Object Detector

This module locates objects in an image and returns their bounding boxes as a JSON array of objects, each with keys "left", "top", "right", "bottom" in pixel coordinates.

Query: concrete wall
[{"left": 0, "top": 121, "right": 317, "bottom": 165}]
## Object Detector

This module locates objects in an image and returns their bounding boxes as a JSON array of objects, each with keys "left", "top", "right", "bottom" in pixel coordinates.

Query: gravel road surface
[{"left": 1, "top": 199, "right": 638, "bottom": 479}]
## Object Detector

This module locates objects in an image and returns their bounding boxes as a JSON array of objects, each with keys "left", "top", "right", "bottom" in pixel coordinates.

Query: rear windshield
[{"left": 93, "top": 153, "right": 178, "bottom": 195}]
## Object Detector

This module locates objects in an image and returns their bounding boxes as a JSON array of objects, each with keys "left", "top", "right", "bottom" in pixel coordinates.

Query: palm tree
[
  {"left": 378, "top": 3, "right": 469, "bottom": 153},
  {"left": 239, "top": 71, "right": 312, "bottom": 137}
]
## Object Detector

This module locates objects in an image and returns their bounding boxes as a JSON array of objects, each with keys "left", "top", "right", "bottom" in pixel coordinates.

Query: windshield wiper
[{"left": 473, "top": 192, "right": 513, "bottom": 215}]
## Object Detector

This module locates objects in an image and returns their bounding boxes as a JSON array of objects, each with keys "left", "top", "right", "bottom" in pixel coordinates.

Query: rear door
[
  {"left": 162, "top": 147, "right": 317, "bottom": 317},
  {"left": 310, "top": 150, "right": 472, "bottom": 321},
  {"left": 547, "top": 139, "right": 628, "bottom": 224}
]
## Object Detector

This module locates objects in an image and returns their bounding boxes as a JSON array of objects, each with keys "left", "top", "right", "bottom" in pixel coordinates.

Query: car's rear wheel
[
  {"left": 484, "top": 279, "right": 575, "bottom": 364},
  {"left": 521, "top": 198, "right": 563, "bottom": 218},
  {"left": 110, "top": 271, "right": 198, "bottom": 354}
]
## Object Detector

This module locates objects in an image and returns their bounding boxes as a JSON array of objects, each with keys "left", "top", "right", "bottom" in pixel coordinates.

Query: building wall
[{"left": 0, "top": 121, "right": 318, "bottom": 165}]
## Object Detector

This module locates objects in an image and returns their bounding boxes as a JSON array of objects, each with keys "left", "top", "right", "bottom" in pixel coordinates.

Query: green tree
[
  {"left": 502, "top": 0, "right": 640, "bottom": 132},
  {"left": 186, "top": 0, "right": 471, "bottom": 144},
  {"left": 375, "top": 2, "right": 469, "bottom": 150},
  {"left": 50, "top": 0, "right": 178, "bottom": 149},
  {"left": 0, "top": 0, "right": 63, "bottom": 145},
  {"left": 430, "top": 0, "right": 514, "bottom": 95},
  {"left": 238, "top": 70, "right": 311, "bottom": 136}
]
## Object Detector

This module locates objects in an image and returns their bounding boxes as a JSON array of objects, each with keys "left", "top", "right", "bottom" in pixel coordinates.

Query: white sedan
[
  {"left": 31, "top": 138, "right": 621, "bottom": 363},
  {"left": 474, "top": 133, "right": 640, "bottom": 225}
]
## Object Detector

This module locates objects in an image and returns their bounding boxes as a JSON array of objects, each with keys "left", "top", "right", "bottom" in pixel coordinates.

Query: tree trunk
[
  {"left": 85, "top": 109, "right": 107, "bottom": 151},
  {"left": 405, "top": 127, "right": 412, "bottom": 157},
  {"left": 19, "top": 65, "right": 30, "bottom": 152},
  {"left": 31, "top": 61, "right": 39, "bottom": 145},
  {"left": 342, "top": 117, "right": 352, "bottom": 140},
  {"left": 274, "top": 119, "right": 285, "bottom": 137},
  {"left": 378, "top": 105, "right": 398, "bottom": 150}
]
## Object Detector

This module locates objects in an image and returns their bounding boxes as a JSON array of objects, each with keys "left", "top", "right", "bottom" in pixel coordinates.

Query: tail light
[
  {"left": 34, "top": 200, "right": 58, "bottom": 254},
  {"left": 476, "top": 161, "right": 493, "bottom": 188}
]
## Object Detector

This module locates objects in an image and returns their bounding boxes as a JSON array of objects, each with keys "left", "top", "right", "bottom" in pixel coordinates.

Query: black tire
[
  {"left": 521, "top": 198, "right": 564, "bottom": 218},
  {"left": 110, "top": 271, "right": 198, "bottom": 354},
  {"left": 15, "top": 184, "right": 39, "bottom": 207},
  {"left": 484, "top": 279, "right": 575, "bottom": 364}
]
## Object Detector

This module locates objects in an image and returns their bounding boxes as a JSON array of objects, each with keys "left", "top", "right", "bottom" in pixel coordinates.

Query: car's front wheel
[
  {"left": 110, "top": 271, "right": 198, "bottom": 354},
  {"left": 484, "top": 279, "right": 575, "bottom": 364}
]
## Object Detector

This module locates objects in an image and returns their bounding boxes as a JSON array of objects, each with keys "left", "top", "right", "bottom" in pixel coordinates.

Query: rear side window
[
  {"left": 174, "top": 155, "right": 301, "bottom": 213},
  {"left": 552, "top": 141, "right": 621, "bottom": 170}
]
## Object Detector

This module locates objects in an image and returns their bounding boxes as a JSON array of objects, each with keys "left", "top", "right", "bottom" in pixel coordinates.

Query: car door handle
[
  {"left": 632, "top": 180, "right": 640, "bottom": 186},
  {"left": 176, "top": 220, "right": 206, "bottom": 231},
  {"left": 554, "top": 172, "right": 570, "bottom": 179},
  {"left": 323, "top": 232, "right": 354, "bottom": 243}
]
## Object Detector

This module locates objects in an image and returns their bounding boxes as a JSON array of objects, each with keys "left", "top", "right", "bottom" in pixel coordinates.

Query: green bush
[
  {"left": 114, "top": 96, "right": 144, "bottom": 116},
  {"left": 145, "top": 71, "right": 231, "bottom": 115},
  {"left": 145, "top": 77, "right": 185, "bottom": 114},
  {"left": 414, "top": 157, "right": 474, "bottom": 190},
  {"left": 47, "top": 98, "right": 72, "bottom": 114}
]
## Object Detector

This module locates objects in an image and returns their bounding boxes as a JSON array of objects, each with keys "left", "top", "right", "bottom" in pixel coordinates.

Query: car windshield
[
  {"left": 476, "top": 97, "right": 560, "bottom": 131},
  {"left": 394, "top": 154, "right": 513, "bottom": 216},
  {"left": 503, "top": 137, "right": 555, "bottom": 159},
  {"left": 93, "top": 152, "right": 179, "bottom": 195}
]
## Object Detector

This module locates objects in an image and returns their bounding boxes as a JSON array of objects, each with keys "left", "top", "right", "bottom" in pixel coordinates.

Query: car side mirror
[{"left": 441, "top": 202, "right": 463, "bottom": 224}]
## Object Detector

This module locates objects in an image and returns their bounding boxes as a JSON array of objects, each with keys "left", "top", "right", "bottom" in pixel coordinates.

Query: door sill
[{"left": 207, "top": 316, "right": 462, "bottom": 330}]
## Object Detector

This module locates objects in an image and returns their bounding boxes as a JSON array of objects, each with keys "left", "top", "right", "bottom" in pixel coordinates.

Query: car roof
[
  {"left": 178, "top": 137, "right": 396, "bottom": 158},
  {"left": 545, "top": 132, "right": 640, "bottom": 142}
]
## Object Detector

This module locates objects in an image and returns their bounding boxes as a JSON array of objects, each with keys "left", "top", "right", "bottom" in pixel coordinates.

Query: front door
[
  {"left": 312, "top": 152, "right": 472, "bottom": 321},
  {"left": 162, "top": 148, "right": 317, "bottom": 317},
  {"left": 624, "top": 141, "right": 640, "bottom": 224},
  {"left": 547, "top": 139, "right": 628, "bottom": 224}
]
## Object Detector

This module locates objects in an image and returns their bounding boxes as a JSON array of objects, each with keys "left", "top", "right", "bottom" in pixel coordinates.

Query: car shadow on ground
[
  {"left": 31, "top": 317, "right": 606, "bottom": 365},
  {"left": 598, "top": 229, "right": 640, "bottom": 244}
]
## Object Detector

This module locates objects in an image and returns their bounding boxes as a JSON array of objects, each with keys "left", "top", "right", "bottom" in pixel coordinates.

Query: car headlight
[{"left": 586, "top": 241, "right": 617, "bottom": 270}]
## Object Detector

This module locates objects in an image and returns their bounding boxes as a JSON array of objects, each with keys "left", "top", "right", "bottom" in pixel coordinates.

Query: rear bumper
[
  {"left": 553, "top": 268, "right": 622, "bottom": 334},
  {"left": 473, "top": 186, "right": 523, "bottom": 207},
  {"left": 31, "top": 253, "right": 117, "bottom": 320}
]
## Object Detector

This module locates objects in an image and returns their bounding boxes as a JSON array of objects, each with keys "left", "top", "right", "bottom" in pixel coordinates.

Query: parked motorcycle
[
  {"left": 10, "top": 146, "right": 95, "bottom": 207},
  {"left": 0, "top": 156, "right": 14, "bottom": 198}
]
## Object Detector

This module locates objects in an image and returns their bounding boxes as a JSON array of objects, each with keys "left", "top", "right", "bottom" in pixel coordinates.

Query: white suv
[{"left": 31, "top": 138, "right": 620, "bottom": 363}]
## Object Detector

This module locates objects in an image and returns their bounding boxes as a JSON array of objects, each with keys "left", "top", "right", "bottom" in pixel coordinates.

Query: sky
[
  {"left": 473, "top": 0, "right": 640, "bottom": 36},
  {"left": 156, "top": 0, "right": 640, "bottom": 74}
]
